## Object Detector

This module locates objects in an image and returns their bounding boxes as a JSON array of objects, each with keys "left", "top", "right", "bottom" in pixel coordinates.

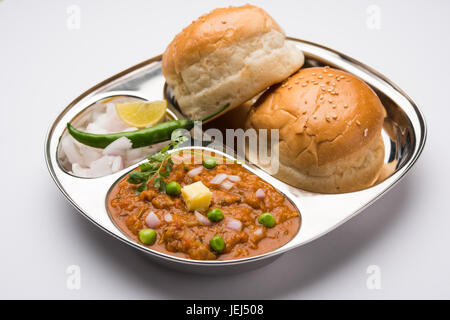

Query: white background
[{"left": 0, "top": 0, "right": 448, "bottom": 299}]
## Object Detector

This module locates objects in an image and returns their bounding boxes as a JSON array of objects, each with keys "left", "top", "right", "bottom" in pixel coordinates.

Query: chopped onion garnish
[
  {"left": 209, "top": 173, "right": 228, "bottom": 185},
  {"left": 254, "top": 227, "right": 264, "bottom": 236},
  {"left": 255, "top": 188, "right": 266, "bottom": 199},
  {"left": 172, "top": 153, "right": 191, "bottom": 165},
  {"left": 221, "top": 180, "right": 234, "bottom": 190},
  {"left": 227, "top": 175, "right": 241, "bottom": 182},
  {"left": 226, "top": 218, "right": 242, "bottom": 231},
  {"left": 187, "top": 166, "right": 203, "bottom": 177},
  {"left": 164, "top": 213, "right": 173, "bottom": 223},
  {"left": 195, "top": 211, "right": 212, "bottom": 226},
  {"left": 145, "top": 211, "right": 160, "bottom": 228}
]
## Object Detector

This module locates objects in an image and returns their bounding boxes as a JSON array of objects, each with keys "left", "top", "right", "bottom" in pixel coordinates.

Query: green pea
[
  {"left": 209, "top": 236, "right": 225, "bottom": 253},
  {"left": 139, "top": 228, "right": 157, "bottom": 245},
  {"left": 203, "top": 157, "right": 217, "bottom": 169},
  {"left": 166, "top": 181, "right": 181, "bottom": 196},
  {"left": 258, "top": 212, "right": 276, "bottom": 228},
  {"left": 207, "top": 208, "right": 224, "bottom": 222}
]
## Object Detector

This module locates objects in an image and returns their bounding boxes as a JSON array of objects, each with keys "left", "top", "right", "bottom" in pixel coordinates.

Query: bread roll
[
  {"left": 246, "top": 67, "right": 386, "bottom": 193},
  {"left": 162, "top": 4, "right": 304, "bottom": 120}
]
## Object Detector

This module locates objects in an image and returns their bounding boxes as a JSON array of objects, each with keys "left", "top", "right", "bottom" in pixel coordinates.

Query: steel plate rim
[{"left": 44, "top": 37, "right": 427, "bottom": 268}]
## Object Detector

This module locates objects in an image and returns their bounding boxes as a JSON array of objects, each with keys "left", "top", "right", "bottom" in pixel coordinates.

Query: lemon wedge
[{"left": 115, "top": 100, "right": 167, "bottom": 128}]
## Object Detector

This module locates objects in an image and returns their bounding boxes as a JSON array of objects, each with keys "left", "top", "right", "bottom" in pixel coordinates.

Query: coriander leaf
[
  {"left": 164, "top": 158, "right": 174, "bottom": 173},
  {"left": 171, "top": 129, "right": 189, "bottom": 144},
  {"left": 160, "top": 170, "right": 169, "bottom": 178},
  {"left": 148, "top": 151, "right": 167, "bottom": 163},
  {"left": 153, "top": 176, "right": 162, "bottom": 190},
  {"left": 139, "top": 162, "right": 158, "bottom": 172},
  {"left": 159, "top": 179, "right": 167, "bottom": 193},
  {"left": 136, "top": 182, "right": 147, "bottom": 194},
  {"left": 160, "top": 144, "right": 171, "bottom": 153},
  {"left": 128, "top": 171, "right": 146, "bottom": 184}
]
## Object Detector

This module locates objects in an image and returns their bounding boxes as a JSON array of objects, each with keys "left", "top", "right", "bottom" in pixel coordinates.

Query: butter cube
[{"left": 181, "top": 181, "right": 212, "bottom": 212}]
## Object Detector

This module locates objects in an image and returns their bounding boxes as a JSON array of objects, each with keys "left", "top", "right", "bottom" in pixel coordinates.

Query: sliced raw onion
[
  {"left": 164, "top": 213, "right": 173, "bottom": 223},
  {"left": 227, "top": 175, "right": 241, "bottom": 182},
  {"left": 209, "top": 173, "right": 228, "bottom": 185},
  {"left": 254, "top": 227, "right": 264, "bottom": 236},
  {"left": 226, "top": 218, "right": 242, "bottom": 231},
  {"left": 145, "top": 211, "right": 160, "bottom": 228},
  {"left": 187, "top": 166, "right": 203, "bottom": 177},
  {"left": 221, "top": 180, "right": 234, "bottom": 190},
  {"left": 255, "top": 188, "right": 266, "bottom": 199},
  {"left": 195, "top": 211, "right": 212, "bottom": 226},
  {"left": 172, "top": 153, "right": 191, "bottom": 165}
]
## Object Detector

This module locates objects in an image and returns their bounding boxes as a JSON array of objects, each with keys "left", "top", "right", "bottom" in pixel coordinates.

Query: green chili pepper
[{"left": 66, "top": 103, "right": 229, "bottom": 149}]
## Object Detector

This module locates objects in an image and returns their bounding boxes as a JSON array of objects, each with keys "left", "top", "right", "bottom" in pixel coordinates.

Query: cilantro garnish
[{"left": 127, "top": 130, "right": 188, "bottom": 194}]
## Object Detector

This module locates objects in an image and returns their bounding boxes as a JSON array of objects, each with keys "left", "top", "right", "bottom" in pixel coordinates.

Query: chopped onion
[
  {"left": 172, "top": 153, "right": 191, "bottom": 165},
  {"left": 255, "top": 188, "right": 266, "bottom": 199},
  {"left": 111, "top": 156, "right": 123, "bottom": 172},
  {"left": 221, "top": 180, "right": 234, "bottom": 190},
  {"left": 145, "top": 211, "right": 160, "bottom": 228},
  {"left": 164, "top": 213, "right": 173, "bottom": 223},
  {"left": 226, "top": 218, "right": 242, "bottom": 231},
  {"left": 71, "top": 163, "right": 91, "bottom": 178},
  {"left": 187, "top": 166, "right": 203, "bottom": 177},
  {"left": 227, "top": 175, "right": 241, "bottom": 182},
  {"left": 254, "top": 227, "right": 264, "bottom": 236},
  {"left": 103, "top": 136, "right": 132, "bottom": 156},
  {"left": 195, "top": 211, "right": 212, "bottom": 226},
  {"left": 209, "top": 173, "right": 228, "bottom": 185}
]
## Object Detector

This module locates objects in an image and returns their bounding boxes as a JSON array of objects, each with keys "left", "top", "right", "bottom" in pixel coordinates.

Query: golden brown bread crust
[
  {"left": 160, "top": 4, "right": 304, "bottom": 120},
  {"left": 246, "top": 67, "right": 386, "bottom": 193},
  {"left": 162, "top": 4, "right": 283, "bottom": 77}
]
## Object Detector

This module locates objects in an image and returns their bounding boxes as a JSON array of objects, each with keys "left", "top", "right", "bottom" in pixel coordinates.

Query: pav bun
[
  {"left": 246, "top": 67, "right": 386, "bottom": 193},
  {"left": 162, "top": 4, "right": 304, "bottom": 120}
]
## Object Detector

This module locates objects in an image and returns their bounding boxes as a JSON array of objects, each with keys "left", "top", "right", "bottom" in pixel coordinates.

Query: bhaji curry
[{"left": 107, "top": 150, "right": 300, "bottom": 260}]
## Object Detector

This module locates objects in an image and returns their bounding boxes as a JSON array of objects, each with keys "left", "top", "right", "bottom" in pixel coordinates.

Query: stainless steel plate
[{"left": 45, "top": 38, "right": 426, "bottom": 272}]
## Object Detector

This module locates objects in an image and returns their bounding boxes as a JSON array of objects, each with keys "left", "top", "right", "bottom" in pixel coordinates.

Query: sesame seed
[
  {"left": 313, "top": 115, "right": 317, "bottom": 119},
  {"left": 321, "top": 87, "right": 326, "bottom": 91},
  {"left": 312, "top": 72, "right": 316, "bottom": 75},
  {"left": 302, "top": 83, "right": 307, "bottom": 87},
  {"left": 364, "top": 128, "right": 368, "bottom": 136},
  {"left": 305, "top": 100, "right": 308, "bottom": 104},
  {"left": 332, "top": 114, "right": 338, "bottom": 119},
  {"left": 326, "top": 116, "right": 331, "bottom": 122},
  {"left": 302, "top": 111, "right": 307, "bottom": 115},
  {"left": 318, "top": 75, "right": 323, "bottom": 79},
  {"left": 328, "top": 99, "right": 333, "bottom": 103},
  {"left": 356, "top": 120, "right": 361, "bottom": 126},
  {"left": 288, "top": 86, "right": 292, "bottom": 90},
  {"left": 344, "top": 104, "right": 348, "bottom": 108},
  {"left": 294, "top": 80, "right": 299, "bottom": 84},
  {"left": 332, "top": 104, "right": 337, "bottom": 109},
  {"left": 328, "top": 73, "right": 333, "bottom": 77}
]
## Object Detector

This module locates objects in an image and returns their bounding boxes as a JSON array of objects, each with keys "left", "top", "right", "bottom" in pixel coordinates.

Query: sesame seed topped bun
[
  {"left": 162, "top": 4, "right": 304, "bottom": 120},
  {"left": 246, "top": 67, "right": 386, "bottom": 193}
]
